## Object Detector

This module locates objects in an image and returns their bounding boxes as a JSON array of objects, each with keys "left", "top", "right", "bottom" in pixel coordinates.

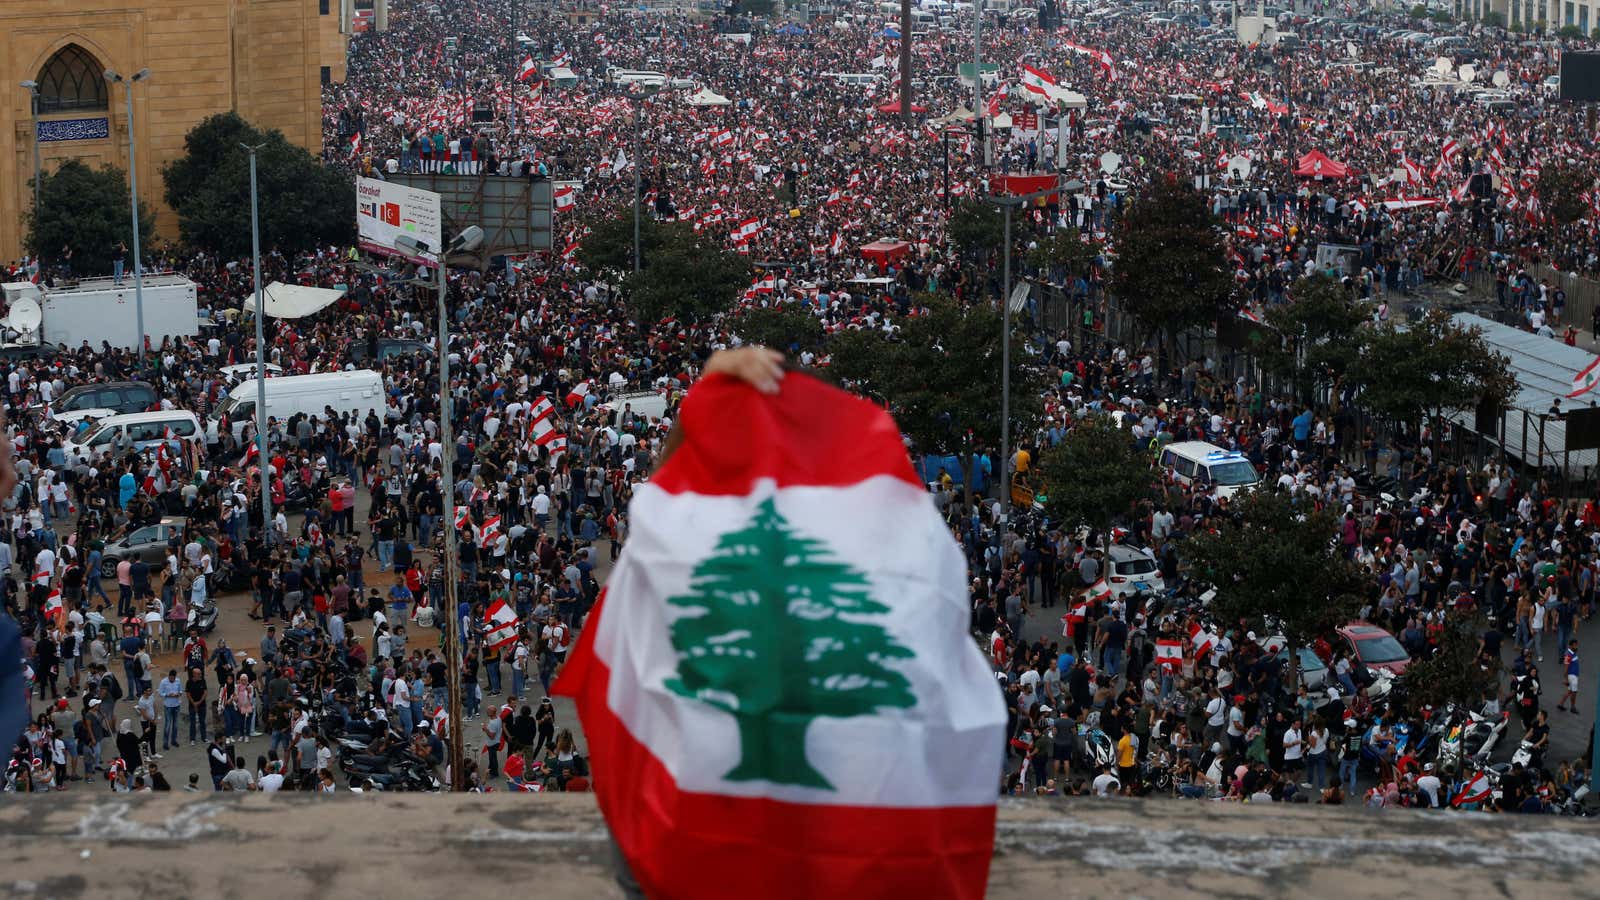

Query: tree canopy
[
  {"left": 1351, "top": 309, "right": 1517, "bottom": 430},
  {"left": 734, "top": 304, "right": 825, "bottom": 354},
  {"left": 828, "top": 293, "right": 1043, "bottom": 460},
  {"left": 1402, "top": 614, "right": 1500, "bottom": 716},
  {"left": 1260, "top": 275, "right": 1369, "bottom": 403},
  {"left": 25, "top": 159, "right": 156, "bottom": 276},
  {"left": 162, "top": 112, "right": 355, "bottom": 258},
  {"left": 1039, "top": 414, "right": 1153, "bottom": 533},
  {"left": 947, "top": 199, "right": 1006, "bottom": 263},
  {"left": 1535, "top": 161, "right": 1594, "bottom": 230},
  {"left": 1182, "top": 491, "right": 1366, "bottom": 685},
  {"left": 1109, "top": 178, "right": 1232, "bottom": 347}
]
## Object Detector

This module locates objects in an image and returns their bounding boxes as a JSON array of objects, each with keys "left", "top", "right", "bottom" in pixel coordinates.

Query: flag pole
[{"left": 436, "top": 244, "right": 465, "bottom": 790}]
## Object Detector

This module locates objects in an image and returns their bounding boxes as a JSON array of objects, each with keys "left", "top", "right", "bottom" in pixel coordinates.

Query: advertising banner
[{"left": 356, "top": 176, "right": 443, "bottom": 263}]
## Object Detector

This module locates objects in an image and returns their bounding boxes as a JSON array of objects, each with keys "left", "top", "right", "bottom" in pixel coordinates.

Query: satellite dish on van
[
  {"left": 8, "top": 296, "right": 41, "bottom": 339},
  {"left": 1458, "top": 64, "right": 1477, "bottom": 84},
  {"left": 1099, "top": 150, "right": 1123, "bottom": 174},
  {"left": 1432, "top": 57, "right": 1452, "bottom": 75},
  {"left": 1346, "top": 42, "right": 1358, "bottom": 59},
  {"left": 1492, "top": 70, "right": 1510, "bottom": 88}
]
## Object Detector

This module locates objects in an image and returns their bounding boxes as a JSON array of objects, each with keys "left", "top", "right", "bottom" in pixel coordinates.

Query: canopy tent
[
  {"left": 1294, "top": 150, "right": 1352, "bottom": 179},
  {"left": 260, "top": 282, "right": 346, "bottom": 319},
  {"left": 774, "top": 23, "right": 807, "bottom": 35},
  {"left": 881, "top": 26, "right": 901, "bottom": 39},
  {"left": 988, "top": 173, "right": 1060, "bottom": 200},
  {"left": 860, "top": 240, "right": 912, "bottom": 267},
  {"left": 1025, "top": 84, "right": 1089, "bottom": 108},
  {"left": 874, "top": 99, "right": 929, "bottom": 115},
  {"left": 992, "top": 112, "right": 1013, "bottom": 129},
  {"left": 685, "top": 87, "right": 731, "bottom": 107},
  {"left": 930, "top": 107, "right": 975, "bottom": 125}
]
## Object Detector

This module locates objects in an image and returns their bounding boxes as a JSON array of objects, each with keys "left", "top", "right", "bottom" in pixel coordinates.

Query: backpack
[{"left": 104, "top": 672, "right": 123, "bottom": 701}]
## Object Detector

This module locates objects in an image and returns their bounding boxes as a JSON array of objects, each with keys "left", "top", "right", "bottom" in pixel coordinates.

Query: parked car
[
  {"left": 100, "top": 516, "right": 187, "bottom": 578},
  {"left": 52, "top": 380, "right": 158, "bottom": 418},
  {"left": 349, "top": 338, "right": 433, "bottom": 363},
  {"left": 1106, "top": 544, "right": 1165, "bottom": 599},
  {"left": 1336, "top": 622, "right": 1411, "bottom": 675}
]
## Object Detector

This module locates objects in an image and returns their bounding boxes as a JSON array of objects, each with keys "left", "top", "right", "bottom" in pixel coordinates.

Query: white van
[
  {"left": 1159, "top": 441, "right": 1261, "bottom": 498},
  {"left": 209, "top": 370, "right": 385, "bottom": 442},
  {"left": 64, "top": 410, "right": 203, "bottom": 464},
  {"left": 823, "top": 72, "right": 882, "bottom": 86},
  {"left": 606, "top": 68, "right": 669, "bottom": 87}
]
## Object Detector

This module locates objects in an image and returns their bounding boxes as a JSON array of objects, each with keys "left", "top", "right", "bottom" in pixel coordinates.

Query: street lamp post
[
  {"left": 19, "top": 81, "right": 40, "bottom": 227},
  {"left": 104, "top": 68, "right": 151, "bottom": 363},
  {"left": 242, "top": 142, "right": 273, "bottom": 547},
  {"left": 629, "top": 83, "right": 659, "bottom": 273},
  {"left": 984, "top": 182, "right": 1062, "bottom": 552}
]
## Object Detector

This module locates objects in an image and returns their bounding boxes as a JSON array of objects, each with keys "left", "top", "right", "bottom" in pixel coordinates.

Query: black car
[
  {"left": 0, "top": 343, "right": 59, "bottom": 362},
  {"left": 54, "top": 381, "right": 158, "bottom": 417}
]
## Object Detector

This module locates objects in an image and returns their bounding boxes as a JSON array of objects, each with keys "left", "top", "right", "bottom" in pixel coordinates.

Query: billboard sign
[{"left": 356, "top": 176, "right": 443, "bottom": 263}]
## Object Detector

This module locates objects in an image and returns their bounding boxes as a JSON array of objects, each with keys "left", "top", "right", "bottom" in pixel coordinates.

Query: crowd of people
[{"left": 3, "top": 0, "right": 1600, "bottom": 807}]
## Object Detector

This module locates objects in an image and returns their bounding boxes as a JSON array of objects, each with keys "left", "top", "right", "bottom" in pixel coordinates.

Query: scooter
[{"left": 187, "top": 596, "right": 219, "bottom": 634}]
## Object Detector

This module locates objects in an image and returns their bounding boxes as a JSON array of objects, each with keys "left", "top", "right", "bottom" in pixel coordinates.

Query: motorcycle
[
  {"left": 1438, "top": 706, "right": 1511, "bottom": 774},
  {"left": 1075, "top": 725, "right": 1115, "bottom": 772},
  {"left": 187, "top": 595, "right": 219, "bottom": 634}
]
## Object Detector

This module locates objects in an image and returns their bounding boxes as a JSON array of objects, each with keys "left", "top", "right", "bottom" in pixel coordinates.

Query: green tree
[
  {"left": 162, "top": 112, "right": 355, "bottom": 258},
  {"left": 1182, "top": 491, "right": 1366, "bottom": 691},
  {"left": 829, "top": 294, "right": 1044, "bottom": 498},
  {"left": 1260, "top": 275, "right": 1369, "bottom": 405},
  {"left": 947, "top": 199, "right": 1005, "bottom": 263},
  {"left": 1402, "top": 615, "right": 1500, "bottom": 718},
  {"left": 579, "top": 214, "right": 747, "bottom": 325},
  {"left": 1352, "top": 309, "right": 1517, "bottom": 435},
  {"left": 1108, "top": 178, "right": 1232, "bottom": 359},
  {"left": 24, "top": 159, "right": 156, "bottom": 276},
  {"left": 1039, "top": 415, "right": 1153, "bottom": 533},
  {"left": 1026, "top": 227, "right": 1100, "bottom": 284},
  {"left": 577, "top": 210, "right": 660, "bottom": 275},
  {"left": 1481, "top": 9, "right": 1505, "bottom": 25},
  {"left": 1536, "top": 161, "right": 1594, "bottom": 229},
  {"left": 740, "top": 0, "right": 778, "bottom": 14},
  {"left": 665, "top": 498, "right": 915, "bottom": 789},
  {"left": 734, "top": 304, "right": 824, "bottom": 353},
  {"left": 1408, "top": 3, "right": 1428, "bottom": 16}
]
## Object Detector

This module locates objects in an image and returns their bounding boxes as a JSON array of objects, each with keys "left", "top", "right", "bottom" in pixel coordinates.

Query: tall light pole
[
  {"left": 629, "top": 83, "right": 659, "bottom": 273},
  {"left": 105, "top": 68, "right": 150, "bottom": 363},
  {"left": 19, "top": 81, "right": 40, "bottom": 229},
  {"left": 242, "top": 142, "right": 273, "bottom": 547},
  {"left": 899, "top": 0, "right": 914, "bottom": 129},
  {"left": 985, "top": 183, "right": 1060, "bottom": 552}
]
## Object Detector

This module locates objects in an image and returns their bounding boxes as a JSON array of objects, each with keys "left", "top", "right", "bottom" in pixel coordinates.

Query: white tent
[
  {"left": 1030, "top": 85, "right": 1088, "bottom": 109},
  {"left": 260, "top": 281, "right": 346, "bottom": 319},
  {"left": 686, "top": 87, "right": 731, "bottom": 107}
]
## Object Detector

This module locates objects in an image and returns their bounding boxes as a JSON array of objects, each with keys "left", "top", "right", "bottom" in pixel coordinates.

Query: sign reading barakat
[{"left": 355, "top": 176, "right": 443, "bottom": 263}]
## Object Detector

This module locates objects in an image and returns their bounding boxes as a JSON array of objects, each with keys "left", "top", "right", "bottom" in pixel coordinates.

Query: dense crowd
[{"left": 3, "top": 0, "right": 1600, "bottom": 807}]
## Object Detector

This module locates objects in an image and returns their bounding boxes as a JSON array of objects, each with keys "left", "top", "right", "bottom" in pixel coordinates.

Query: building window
[
  {"left": 36, "top": 44, "right": 109, "bottom": 114},
  {"left": 321, "top": 66, "right": 332, "bottom": 85},
  {"left": 320, "top": 0, "right": 330, "bottom": 13}
]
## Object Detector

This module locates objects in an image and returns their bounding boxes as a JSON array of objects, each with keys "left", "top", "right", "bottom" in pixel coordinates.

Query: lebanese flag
[
  {"left": 554, "top": 372, "right": 1004, "bottom": 900},
  {"left": 546, "top": 435, "right": 569, "bottom": 460},
  {"left": 1083, "top": 579, "right": 1110, "bottom": 604},
  {"left": 1155, "top": 639, "right": 1184, "bottom": 670},
  {"left": 480, "top": 598, "right": 518, "bottom": 646},
  {"left": 1570, "top": 357, "right": 1600, "bottom": 399},
  {"left": 529, "top": 415, "right": 560, "bottom": 445},
  {"left": 1189, "top": 623, "right": 1216, "bottom": 659},
  {"left": 554, "top": 185, "right": 576, "bottom": 211},
  {"left": 1020, "top": 64, "right": 1057, "bottom": 99},
  {"left": 733, "top": 217, "right": 762, "bottom": 244},
  {"left": 350, "top": 132, "right": 362, "bottom": 156},
  {"left": 1400, "top": 156, "right": 1425, "bottom": 185},
  {"left": 239, "top": 443, "right": 260, "bottom": 468},
  {"left": 454, "top": 507, "right": 471, "bottom": 531},
  {"left": 517, "top": 55, "right": 539, "bottom": 82},
  {"left": 528, "top": 395, "right": 556, "bottom": 424},
  {"left": 1452, "top": 771, "right": 1491, "bottom": 807},
  {"left": 477, "top": 515, "right": 503, "bottom": 549},
  {"left": 1060, "top": 602, "right": 1088, "bottom": 638},
  {"left": 44, "top": 588, "right": 63, "bottom": 620},
  {"left": 565, "top": 380, "right": 591, "bottom": 408}
]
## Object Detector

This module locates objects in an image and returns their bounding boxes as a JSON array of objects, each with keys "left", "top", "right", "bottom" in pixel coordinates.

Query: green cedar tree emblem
[{"left": 664, "top": 497, "right": 916, "bottom": 789}]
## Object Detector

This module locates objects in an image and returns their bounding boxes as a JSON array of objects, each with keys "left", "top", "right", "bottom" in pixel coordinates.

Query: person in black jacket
[{"left": 115, "top": 718, "right": 143, "bottom": 771}]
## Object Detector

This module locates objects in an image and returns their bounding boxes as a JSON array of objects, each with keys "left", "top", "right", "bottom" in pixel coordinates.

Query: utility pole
[
  {"left": 20, "top": 81, "right": 40, "bottom": 230},
  {"left": 900, "top": 0, "right": 913, "bottom": 129},
  {"left": 105, "top": 68, "right": 151, "bottom": 363},
  {"left": 975, "top": 1, "right": 990, "bottom": 168},
  {"left": 633, "top": 107, "right": 643, "bottom": 272},
  {"left": 243, "top": 142, "right": 273, "bottom": 548},
  {"left": 436, "top": 248, "right": 464, "bottom": 790}
]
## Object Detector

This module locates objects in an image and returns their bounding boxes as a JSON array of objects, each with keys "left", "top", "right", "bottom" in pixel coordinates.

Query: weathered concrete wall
[{"left": 3, "top": 795, "right": 1597, "bottom": 899}]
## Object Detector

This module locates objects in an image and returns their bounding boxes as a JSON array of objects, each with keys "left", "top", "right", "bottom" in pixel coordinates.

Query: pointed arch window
[{"left": 37, "top": 45, "right": 109, "bottom": 114}]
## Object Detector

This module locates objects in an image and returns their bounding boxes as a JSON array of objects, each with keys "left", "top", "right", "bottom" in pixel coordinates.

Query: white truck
[
  {"left": 1, "top": 275, "right": 199, "bottom": 352},
  {"left": 209, "top": 369, "right": 387, "bottom": 441}
]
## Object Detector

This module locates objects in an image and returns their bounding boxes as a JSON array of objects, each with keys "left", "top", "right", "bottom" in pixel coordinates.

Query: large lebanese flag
[{"left": 555, "top": 372, "right": 1003, "bottom": 899}]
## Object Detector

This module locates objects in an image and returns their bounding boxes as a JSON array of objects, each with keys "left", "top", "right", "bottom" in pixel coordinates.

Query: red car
[{"left": 1336, "top": 623, "right": 1411, "bottom": 675}]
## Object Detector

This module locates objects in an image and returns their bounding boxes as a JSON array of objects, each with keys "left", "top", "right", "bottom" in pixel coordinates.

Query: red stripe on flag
[
  {"left": 554, "top": 592, "right": 996, "bottom": 900},
  {"left": 647, "top": 373, "right": 921, "bottom": 496}
]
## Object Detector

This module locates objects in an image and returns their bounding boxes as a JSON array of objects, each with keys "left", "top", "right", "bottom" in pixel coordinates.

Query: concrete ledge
[{"left": 3, "top": 794, "right": 1596, "bottom": 898}]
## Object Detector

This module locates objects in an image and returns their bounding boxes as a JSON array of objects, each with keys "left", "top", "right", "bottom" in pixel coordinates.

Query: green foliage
[
  {"left": 1556, "top": 23, "right": 1584, "bottom": 37},
  {"left": 1039, "top": 415, "right": 1153, "bottom": 533},
  {"left": 740, "top": 0, "right": 778, "bottom": 15},
  {"left": 162, "top": 112, "right": 355, "bottom": 258},
  {"left": 1408, "top": 3, "right": 1428, "bottom": 16},
  {"left": 734, "top": 304, "right": 824, "bottom": 353},
  {"left": 947, "top": 199, "right": 1006, "bottom": 263},
  {"left": 577, "top": 209, "right": 658, "bottom": 275},
  {"left": 665, "top": 498, "right": 914, "bottom": 789},
  {"left": 1260, "top": 275, "right": 1369, "bottom": 402},
  {"left": 828, "top": 293, "right": 1043, "bottom": 458},
  {"left": 1403, "top": 615, "right": 1500, "bottom": 717},
  {"left": 1108, "top": 178, "right": 1232, "bottom": 346},
  {"left": 630, "top": 222, "right": 749, "bottom": 325},
  {"left": 1026, "top": 228, "right": 1100, "bottom": 282},
  {"left": 1351, "top": 309, "right": 1518, "bottom": 430},
  {"left": 1481, "top": 9, "right": 1505, "bottom": 25},
  {"left": 1182, "top": 491, "right": 1366, "bottom": 685},
  {"left": 1430, "top": 10, "right": 1453, "bottom": 22},
  {"left": 24, "top": 159, "right": 156, "bottom": 275},
  {"left": 1538, "top": 161, "right": 1595, "bottom": 228}
]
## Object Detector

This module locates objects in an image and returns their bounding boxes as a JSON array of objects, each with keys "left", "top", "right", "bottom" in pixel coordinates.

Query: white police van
[{"left": 1159, "top": 441, "right": 1261, "bottom": 498}]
